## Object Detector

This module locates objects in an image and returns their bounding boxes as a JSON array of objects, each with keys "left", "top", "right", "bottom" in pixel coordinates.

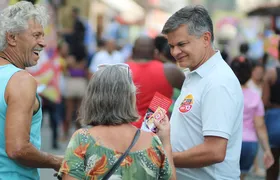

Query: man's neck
[
  {"left": 190, "top": 48, "right": 216, "bottom": 71},
  {"left": 0, "top": 51, "right": 24, "bottom": 69}
]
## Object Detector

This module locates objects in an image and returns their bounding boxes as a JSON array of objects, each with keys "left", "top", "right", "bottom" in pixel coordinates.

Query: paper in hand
[{"left": 142, "top": 92, "right": 172, "bottom": 133}]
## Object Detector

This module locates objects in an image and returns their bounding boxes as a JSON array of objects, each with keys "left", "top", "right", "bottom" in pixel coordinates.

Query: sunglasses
[{"left": 97, "top": 63, "right": 132, "bottom": 83}]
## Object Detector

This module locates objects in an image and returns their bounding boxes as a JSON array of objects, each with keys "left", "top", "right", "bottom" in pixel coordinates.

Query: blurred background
[{"left": 2, "top": 0, "right": 280, "bottom": 179}]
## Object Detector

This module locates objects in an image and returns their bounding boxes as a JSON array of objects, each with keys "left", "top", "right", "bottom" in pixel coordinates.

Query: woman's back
[{"left": 59, "top": 125, "right": 172, "bottom": 180}]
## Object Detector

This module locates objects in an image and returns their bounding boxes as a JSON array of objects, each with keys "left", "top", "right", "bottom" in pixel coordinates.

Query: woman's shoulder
[
  {"left": 72, "top": 128, "right": 90, "bottom": 136},
  {"left": 70, "top": 128, "right": 95, "bottom": 143},
  {"left": 140, "top": 131, "right": 164, "bottom": 148}
]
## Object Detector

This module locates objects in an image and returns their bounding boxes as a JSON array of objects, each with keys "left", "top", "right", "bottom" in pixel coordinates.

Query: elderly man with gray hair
[
  {"left": 0, "top": 1, "right": 63, "bottom": 179},
  {"left": 155, "top": 5, "right": 244, "bottom": 180}
]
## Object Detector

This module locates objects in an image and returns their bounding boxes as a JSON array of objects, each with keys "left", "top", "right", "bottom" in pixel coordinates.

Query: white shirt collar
[{"left": 192, "top": 51, "right": 223, "bottom": 78}]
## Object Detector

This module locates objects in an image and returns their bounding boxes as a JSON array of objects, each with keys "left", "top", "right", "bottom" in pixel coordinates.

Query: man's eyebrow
[
  {"left": 177, "top": 41, "right": 187, "bottom": 45},
  {"left": 33, "top": 32, "right": 45, "bottom": 36}
]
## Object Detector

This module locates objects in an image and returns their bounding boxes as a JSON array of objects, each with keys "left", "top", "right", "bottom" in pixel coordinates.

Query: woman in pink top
[{"left": 230, "top": 56, "right": 274, "bottom": 180}]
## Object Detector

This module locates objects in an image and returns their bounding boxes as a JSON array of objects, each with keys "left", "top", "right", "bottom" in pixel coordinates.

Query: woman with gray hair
[{"left": 58, "top": 64, "right": 176, "bottom": 180}]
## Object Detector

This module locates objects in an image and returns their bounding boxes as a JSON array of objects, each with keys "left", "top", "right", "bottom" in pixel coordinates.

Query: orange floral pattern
[
  {"left": 115, "top": 153, "right": 133, "bottom": 167},
  {"left": 147, "top": 147, "right": 162, "bottom": 167},
  {"left": 157, "top": 146, "right": 166, "bottom": 168},
  {"left": 58, "top": 128, "right": 172, "bottom": 180},
  {"left": 74, "top": 143, "right": 89, "bottom": 159},
  {"left": 88, "top": 155, "right": 108, "bottom": 177},
  {"left": 60, "top": 161, "right": 70, "bottom": 173}
]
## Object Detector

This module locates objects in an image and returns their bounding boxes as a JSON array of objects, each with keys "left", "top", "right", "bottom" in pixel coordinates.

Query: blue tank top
[{"left": 0, "top": 64, "right": 42, "bottom": 180}]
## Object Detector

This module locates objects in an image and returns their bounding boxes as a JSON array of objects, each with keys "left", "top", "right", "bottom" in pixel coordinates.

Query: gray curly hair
[{"left": 0, "top": 1, "right": 49, "bottom": 51}]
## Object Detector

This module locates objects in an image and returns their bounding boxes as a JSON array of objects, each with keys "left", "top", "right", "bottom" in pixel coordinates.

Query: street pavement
[{"left": 39, "top": 118, "right": 272, "bottom": 180}]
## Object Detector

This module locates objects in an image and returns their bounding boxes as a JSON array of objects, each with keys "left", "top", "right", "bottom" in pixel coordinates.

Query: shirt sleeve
[
  {"left": 201, "top": 84, "right": 242, "bottom": 139},
  {"left": 153, "top": 135, "right": 172, "bottom": 180},
  {"left": 255, "top": 95, "right": 265, "bottom": 117},
  {"left": 58, "top": 129, "right": 88, "bottom": 179}
]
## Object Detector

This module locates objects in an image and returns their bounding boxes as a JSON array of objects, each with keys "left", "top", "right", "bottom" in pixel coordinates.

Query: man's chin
[
  {"left": 27, "top": 60, "right": 38, "bottom": 67},
  {"left": 178, "top": 62, "right": 188, "bottom": 69}
]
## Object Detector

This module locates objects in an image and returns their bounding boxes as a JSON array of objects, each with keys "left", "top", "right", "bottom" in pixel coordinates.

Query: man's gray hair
[
  {"left": 162, "top": 5, "right": 214, "bottom": 43},
  {"left": 78, "top": 65, "right": 139, "bottom": 126},
  {"left": 0, "top": 1, "right": 49, "bottom": 51}
]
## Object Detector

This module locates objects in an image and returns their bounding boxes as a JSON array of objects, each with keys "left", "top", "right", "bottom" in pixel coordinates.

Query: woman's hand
[
  {"left": 154, "top": 115, "right": 171, "bottom": 145},
  {"left": 263, "top": 150, "right": 274, "bottom": 169}
]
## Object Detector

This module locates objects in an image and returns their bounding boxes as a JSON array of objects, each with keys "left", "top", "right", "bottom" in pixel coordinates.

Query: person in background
[
  {"left": 247, "top": 61, "right": 265, "bottom": 96},
  {"left": 262, "top": 40, "right": 280, "bottom": 179},
  {"left": 61, "top": 7, "right": 88, "bottom": 140},
  {"left": 161, "top": 5, "right": 244, "bottom": 179},
  {"left": 68, "top": 7, "right": 87, "bottom": 63},
  {"left": 88, "top": 38, "right": 124, "bottom": 74},
  {"left": 40, "top": 41, "right": 69, "bottom": 149},
  {"left": 154, "top": 35, "right": 171, "bottom": 63},
  {"left": 127, "top": 36, "right": 185, "bottom": 128},
  {"left": 0, "top": 2, "right": 63, "bottom": 179},
  {"left": 154, "top": 35, "right": 181, "bottom": 114},
  {"left": 246, "top": 61, "right": 266, "bottom": 177},
  {"left": 221, "top": 48, "right": 229, "bottom": 63},
  {"left": 230, "top": 56, "right": 274, "bottom": 180},
  {"left": 240, "top": 42, "right": 250, "bottom": 58},
  {"left": 58, "top": 64, "right": 176, "bottom": 180},
  {"left": 49, "top": 40, "right": 70, "bottom": 147}
]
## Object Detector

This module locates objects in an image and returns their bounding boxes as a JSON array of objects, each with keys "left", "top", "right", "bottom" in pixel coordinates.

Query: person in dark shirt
[{"left": 69, "top": 7, "right": 87, "bottom": 62}]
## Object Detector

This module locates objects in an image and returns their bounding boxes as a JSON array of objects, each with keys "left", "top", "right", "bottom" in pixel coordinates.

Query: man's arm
[
  {"left": 173, "top": 136, "right": 227, "bottom": 168},
  {"left": 164, "top": 63, "right": 185, "bottom": 89},
  {"left": 5, "top": 71, "right": 63, "bottom": 171}
]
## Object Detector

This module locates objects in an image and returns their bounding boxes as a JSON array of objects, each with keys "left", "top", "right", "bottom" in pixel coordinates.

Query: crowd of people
[{"left": 0, "top": 1, "right": 280, "bottom": 180}]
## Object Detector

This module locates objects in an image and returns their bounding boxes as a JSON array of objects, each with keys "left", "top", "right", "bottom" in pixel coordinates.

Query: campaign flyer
[{"left": 142, "top": 92, "right": 172, "bottom": 133}]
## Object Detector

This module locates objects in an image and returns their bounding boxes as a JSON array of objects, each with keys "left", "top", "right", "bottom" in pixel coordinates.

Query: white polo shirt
[
  {"left": 170, "top": 51, "right": 243, "bottom": 180},
  {"left": 89, "top": 50, "right": 124, "bottom": 73}
]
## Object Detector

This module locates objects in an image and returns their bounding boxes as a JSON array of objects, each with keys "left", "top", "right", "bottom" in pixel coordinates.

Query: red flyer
[{"left": 142, "top": 92, "right": 172, "bottom": 132}]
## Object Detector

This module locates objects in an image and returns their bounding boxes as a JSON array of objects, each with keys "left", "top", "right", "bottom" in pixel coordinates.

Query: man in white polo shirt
[{"left": 159, "top": 5, "right": 244, "bottom": 180}]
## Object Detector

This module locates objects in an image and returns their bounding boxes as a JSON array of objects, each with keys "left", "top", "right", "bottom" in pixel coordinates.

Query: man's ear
[
  {"left": 6, "top": 32, "right": 17, "bottom": 47},
  {"left": 203, "top": 32, "right": 212, "bottom": 47}
]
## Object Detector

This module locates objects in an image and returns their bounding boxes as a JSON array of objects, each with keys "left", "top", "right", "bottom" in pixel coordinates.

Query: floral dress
[{"left": 59, "top": 128, "right": 172, "bottom": 180}]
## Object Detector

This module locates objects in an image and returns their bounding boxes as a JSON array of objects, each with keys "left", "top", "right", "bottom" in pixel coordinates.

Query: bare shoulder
[
  {"left": 6, "top": 70, "right": 37, "bottom": 103},
  {"left": 140, "top": 130, "right": 155, "bottom": 138},
  {"left": 9, "top": 70, "right": 37, "bottom": 87},
  {"left": 140, "top": 130, "right": 158, "bottom": 143}
]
